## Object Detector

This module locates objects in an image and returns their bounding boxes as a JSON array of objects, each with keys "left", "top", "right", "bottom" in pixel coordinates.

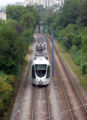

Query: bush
[
  {"left": 82, "top": 35, "right": 87, "bottom": 54},
  {"left": 0, "top": 74, "right": 13, "bottom": 114},
  {"left": 62, "top": 32, "right": 75, "bottom": 50},
  {"left": 72, "top": 34, "right": 82, "bottom": 47},
  {"left": 82, "top": 62, "right": 87, "bottom": 74},
  {"left": 71, "top": 45, "right": 77, "bottom": 54}
]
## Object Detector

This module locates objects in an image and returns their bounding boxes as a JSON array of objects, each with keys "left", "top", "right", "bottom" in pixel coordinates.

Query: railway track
[
  {"left": 40, "top": 33, "right": 87, "bottom": 119},
  {"left": 54, "top": 43, "right": 87, "bottom": 113},
  {"left": 54, "top": 59, "right": 75, "bottom": 120},
  {"left": 32, "top": 86, "right": 51, "bottom": 120},
  {"left": 48, "top": 39, "right": 75, "bottom": 120},
  {"left": 48, "top": 34, "right": 87, "bottom": 119}
]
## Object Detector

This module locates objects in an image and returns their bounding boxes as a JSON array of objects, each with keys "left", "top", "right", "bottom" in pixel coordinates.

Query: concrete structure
[
  {"left": 14, "top": 2, "right": 24, "bottom": 6},
  {"left": 0, "top": 12, "right": 6, "bottom": 21}
]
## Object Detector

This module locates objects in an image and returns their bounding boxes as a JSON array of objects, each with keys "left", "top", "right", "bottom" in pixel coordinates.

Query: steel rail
[
  {"left": 48, "top": 41, "right": 75, "bottom": 120},
  {"left": 46, "top": 87, "right": 51, "bottom": 120},
  {"left": 54, "top": 45, "right": 87, "bottom": 115},
  {"left": 32, "top": 86, "right": 51, "bottom": 120},
  {"left": 32, "top": 87, "right": 36, "bottom": 120},
  {"left": 47, "top": 34, "right": 87, "bottom": 114},
  {"left": 54, "top": 60, "right": 75, "bottom": 120}
]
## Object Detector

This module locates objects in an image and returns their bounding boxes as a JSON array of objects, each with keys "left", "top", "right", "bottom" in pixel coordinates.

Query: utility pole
[
  {"left": 52, "top": 31, "right": 54, "bottom": 77},
  {"left": 47, "top": 25, "right": 48, "bottom": 51}
]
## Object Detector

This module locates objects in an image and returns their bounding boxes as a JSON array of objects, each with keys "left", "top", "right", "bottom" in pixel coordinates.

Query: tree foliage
[
  {"left": 80, "top": 0, "right": 87, "bottom": 26},
  {"left": 44, "top": 0, "right": 87, "bottom": 74},
  {"left": 0, "top": 5, "right": 40, "bottom": 116},
  {"left": 0, "top": 5, "right": 40, "bottom": 74}
]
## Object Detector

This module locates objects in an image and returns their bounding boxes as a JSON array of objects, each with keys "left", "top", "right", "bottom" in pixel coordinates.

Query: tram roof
[{"left": 32, "top": 56, "right": 50, "bottom": 65}]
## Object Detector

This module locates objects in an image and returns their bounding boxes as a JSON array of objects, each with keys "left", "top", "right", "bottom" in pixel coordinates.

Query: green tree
[
  {"left": 6, "top": 5, "right": 24, "bottom": 22},
  {"left": 80, "top": 0, "right": 87, "bottom": 26},
  {"left": 21, "top": 13, "right": 35, "bottom": 30},
  {"left": 0, "top": 24, "right": 26, "bottom": 74},
  {"left": 58, "top": 0, "right": 80, "bottom": 27}
]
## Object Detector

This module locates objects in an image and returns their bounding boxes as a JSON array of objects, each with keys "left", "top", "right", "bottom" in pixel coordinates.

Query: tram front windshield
[{"left": 35, "top": 64, "right": 46, "bottom": 77}]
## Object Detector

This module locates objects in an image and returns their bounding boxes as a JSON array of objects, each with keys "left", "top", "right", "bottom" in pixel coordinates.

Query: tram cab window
[
  {"left": 35, "top": 65, "right": 46, "bottom": 77},
  {"left": 47, "top": 65, "right": 50, "bottom": 78},
  {"left": 32, "top": 65, "right": 35, "bottom": 78}
]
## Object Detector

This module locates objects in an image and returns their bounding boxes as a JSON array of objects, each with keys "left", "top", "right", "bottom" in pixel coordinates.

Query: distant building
[
  {"left": 14, "top": 2, "right": 24, "bottom": 6},
  {"left": 24, "top": 0, "right": 64, "bottom": 8},
  {"left": 0, "top": 6, "right": 6, "bottom": 12},
  {"left": 24, "top": 0, "right": 34, "bottom": 6},
  {"left": 0, "top": 12, "right": 6, "bottom": 21}
]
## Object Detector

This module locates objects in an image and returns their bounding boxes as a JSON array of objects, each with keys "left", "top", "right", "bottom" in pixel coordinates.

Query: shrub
[
  {"left": 82, "top": 35, "right": 87, "bottom": 54},
  {"left": 63, "top": 32, "right": 75, "bottom": 50},
  {"left": 82, "top": 62, "right": 87, "bottom": 74},
  {"left": 0, "top": 74, "right": 13, "bottom": 114},
  {"left": 72, "top": 34, "right": 82, "bottom": 47}
]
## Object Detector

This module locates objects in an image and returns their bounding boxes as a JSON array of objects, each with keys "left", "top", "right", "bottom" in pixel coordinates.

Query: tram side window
[
  {"left": 32, "top": 65, "right": 35, "bottom": 78},
  {"left": 47, "top": 66, "right": 50, "bottom": 78}
]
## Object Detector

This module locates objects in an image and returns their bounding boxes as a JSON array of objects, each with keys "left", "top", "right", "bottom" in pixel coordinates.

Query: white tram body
[
  {"left": 32, "top": 35, "right": 50, "bottom": 86},
  {"left": 32, "top": 56, "right": 50, "bottom": 86}
]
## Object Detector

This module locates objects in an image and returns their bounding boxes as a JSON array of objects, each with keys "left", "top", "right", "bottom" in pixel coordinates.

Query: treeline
[
  {"left": 35, "top": 5, "right": 53, "bottom": 22},
  {"left": 0, "top": 5, "right": 39, "bottom": 116},
  {"left": 45, "top": 0, "right": 87, "bottom": 74}
]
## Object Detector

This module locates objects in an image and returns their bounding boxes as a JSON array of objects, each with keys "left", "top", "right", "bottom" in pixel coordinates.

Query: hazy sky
[{"left": 0, "top": 0, "right": 24, "bottom": 6}]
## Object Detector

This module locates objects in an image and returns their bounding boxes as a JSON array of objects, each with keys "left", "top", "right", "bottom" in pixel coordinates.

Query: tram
[
  {"left": 32, "top": 56, "right": 50, "bottom": 86},
  {"left": 32, "top": 35, "right": 50, "bottom": 86}
]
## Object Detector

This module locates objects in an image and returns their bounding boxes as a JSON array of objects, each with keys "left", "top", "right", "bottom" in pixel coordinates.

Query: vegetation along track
[{"left": 31, "top": 86, "right": 51, "bottom": 120}]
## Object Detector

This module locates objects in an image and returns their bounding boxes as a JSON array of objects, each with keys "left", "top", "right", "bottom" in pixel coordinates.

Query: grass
[
  {"left": 3, "top": 44, "right": 32, "bottom": 120},
  {"left": 55, "top": 40, "right": 87, "bottom": 91}
]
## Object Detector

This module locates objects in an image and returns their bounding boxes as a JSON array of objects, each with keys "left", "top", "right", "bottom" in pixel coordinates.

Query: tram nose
[{"left": 39, "top": 80, "right": 43, "bottom": 85}]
